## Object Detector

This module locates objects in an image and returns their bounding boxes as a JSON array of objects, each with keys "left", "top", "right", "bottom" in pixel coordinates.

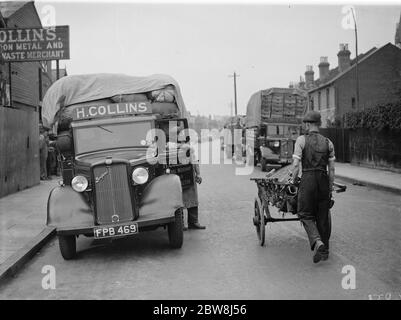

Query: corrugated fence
[{"left": 0, "top": 107, "right": 40, "bottom": 198}]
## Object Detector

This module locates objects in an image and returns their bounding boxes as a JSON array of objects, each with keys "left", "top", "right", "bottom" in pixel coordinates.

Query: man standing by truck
[{"left": 290, "top": 111, "right": 335, "bottom": 263}]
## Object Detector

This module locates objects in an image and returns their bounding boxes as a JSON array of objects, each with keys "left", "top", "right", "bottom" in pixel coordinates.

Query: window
[
  {"left": 351, "top": 97, "right": 356, "bottom": 109},
  {"left": 326, "top": 88, "right": 330, "bottom": 108},
  {"left": 318, "top": 91, "right": 321, "bottom": 110},
  {"left": 310, "top": 97, "right": 314, "bottom": 110}
]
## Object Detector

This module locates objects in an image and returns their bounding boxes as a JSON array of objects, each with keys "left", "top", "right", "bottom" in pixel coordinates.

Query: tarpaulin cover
[
  {"left": 245, "top": 91, "right": 262, "bottom": 128},
  {"left": 42, "top": 73, "right": 187, "bottom": 127}
]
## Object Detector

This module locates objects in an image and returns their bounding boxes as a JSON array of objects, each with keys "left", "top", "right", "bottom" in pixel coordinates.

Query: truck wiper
[{"left": 97, "top": 125, "right": 113, "bottom": 133}]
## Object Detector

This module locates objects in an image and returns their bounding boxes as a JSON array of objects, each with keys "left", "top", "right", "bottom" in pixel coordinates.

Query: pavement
[
  {"left": 335, "top": 163, "right": 401, "bottom": 195},
  {"left": 0, "top": 178, "right": 58, "bottom": 281},
  {"left": 0, "top": 159, "right": 400, "bottom": 294}
]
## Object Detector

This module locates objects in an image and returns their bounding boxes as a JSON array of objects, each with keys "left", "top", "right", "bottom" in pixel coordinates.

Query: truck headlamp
[
  {"left": 71, "top": 175, "right": 88, "bottom": 192},
  {"left": 132, "top": 167, "right": 149, "bottom": 185}
]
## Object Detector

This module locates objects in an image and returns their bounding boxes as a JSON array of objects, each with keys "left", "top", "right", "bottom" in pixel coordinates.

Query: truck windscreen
[{"left": 74, "top": 121, "right": 153, "bottom": 154}]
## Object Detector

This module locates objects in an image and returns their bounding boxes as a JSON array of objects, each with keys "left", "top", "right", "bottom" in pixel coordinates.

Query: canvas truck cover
[
  {"left": 42, "top": 73, "right": 188, "bottom": 127},
  {"left": 245, "top": 91, "right": 262, "bottom": 128}
]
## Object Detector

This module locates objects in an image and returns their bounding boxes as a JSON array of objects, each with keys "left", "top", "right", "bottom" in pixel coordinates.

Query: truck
[
  {"left": 42, "top": 73, "right": 200, "bottom": 259},
  {"left": 245, "top": 87, "right": 307, "bottom": 171}
]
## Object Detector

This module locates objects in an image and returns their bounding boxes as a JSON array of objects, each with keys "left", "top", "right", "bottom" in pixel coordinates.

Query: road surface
[{"left": 0, "top": 150, "right": 400, "bottom": 299}]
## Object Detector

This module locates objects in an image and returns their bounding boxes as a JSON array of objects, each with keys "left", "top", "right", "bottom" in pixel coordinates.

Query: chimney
[
  {"left": 318, "top": 56, "right": 330, "bottom": 82},
  {"left": 305, "top": 65, "right": 314, "bottom": 89},
  {"left": 298, "top": 76, "right": 306, "bottom": 90},
  {"left": 337, "top": 43, "right": 351, "bottom": 73},
  {"left": 395, "top": 13, "right": 401, "bottom": 48}
]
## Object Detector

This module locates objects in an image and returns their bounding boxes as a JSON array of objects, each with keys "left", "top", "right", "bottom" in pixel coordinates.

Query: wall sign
[{"left": 0, "top": 25, "right": 70, "bottom": 62}]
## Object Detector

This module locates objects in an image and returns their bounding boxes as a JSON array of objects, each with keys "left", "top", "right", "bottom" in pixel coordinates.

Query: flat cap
[{"left": 303, "top": 111, "right": 321, "bottom": 124}]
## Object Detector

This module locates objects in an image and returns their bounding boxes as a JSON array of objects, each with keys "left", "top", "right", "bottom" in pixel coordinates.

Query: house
[
  {"left": 304, "top": 42, "right": 401, "bottom": 128},
  {"left": 0, "top": 1, "right": 54, "bottom": 197},
  {"left": 0, "top": 1, "right": 53, "bottom": 110}
]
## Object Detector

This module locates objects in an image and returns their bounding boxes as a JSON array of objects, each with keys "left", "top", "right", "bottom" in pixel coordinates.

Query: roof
[
  {"left": 312, "top": 47, "right": 377, "bottom": 89},
  {"left": 0, "top": 1, "right": 29, "bottom": 19},
  {"left": 308, "top": 44, "right": 399, "bottom": 93}
]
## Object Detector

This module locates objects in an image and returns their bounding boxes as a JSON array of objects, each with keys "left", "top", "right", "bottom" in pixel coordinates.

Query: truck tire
[
  {"left": 58, "top": 235, "right": 76, "bottom": 260},
  {"left": 168, "top": 209, "right": 184, "bottom": 249},
  {"left": 260, "top": 157, "right": 267, "bottom": 172}
]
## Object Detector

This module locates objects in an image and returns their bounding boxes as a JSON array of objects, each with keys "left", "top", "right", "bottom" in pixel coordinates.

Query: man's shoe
[
  {"left": 183, "top": 226, "right": 188, "bottom": 231},
  {"left": 313, "top": 241, "right": 326, "bottom": 264},
  {"left": 321, "top": 248, "right": 329, "bottom": 261},
  {"left": 188, "top": 223, "right": 206, "bottom": 230}
]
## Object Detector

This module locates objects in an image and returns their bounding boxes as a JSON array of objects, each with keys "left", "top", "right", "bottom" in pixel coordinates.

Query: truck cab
[
  {"left": 44, "top": 74, "right": 198, "bottom": 259},
  {"left": 257, "top": 123, "right": 301, "bottom": 170}
]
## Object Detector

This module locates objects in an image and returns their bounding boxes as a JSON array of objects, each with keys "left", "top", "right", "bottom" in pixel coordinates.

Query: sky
[{"left": 34, "top": 1, "right": 401, "bottom": 116}]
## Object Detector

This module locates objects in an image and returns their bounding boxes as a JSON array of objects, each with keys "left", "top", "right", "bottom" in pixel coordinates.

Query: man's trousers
[{"left": 297, "top": 170, "right": 331, "bottom": 251}]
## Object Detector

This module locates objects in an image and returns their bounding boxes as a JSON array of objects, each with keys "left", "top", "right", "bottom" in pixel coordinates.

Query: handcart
[{"left": 250, "top": 165, "right": 347, "bottom": 246}]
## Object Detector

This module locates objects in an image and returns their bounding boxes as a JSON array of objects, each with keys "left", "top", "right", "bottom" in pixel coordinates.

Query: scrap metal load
[
  {"left": 252, "top": 164, "right": 347, "bottom": 215},
  {"left": 253, "top": 164, "right": 299, "bottom": 214},
  {"left": 41, "top": 73, "right": 188, "bottom": 128},
  {"left": 245, "top": 87, "right": 307, "bottom": 128}
]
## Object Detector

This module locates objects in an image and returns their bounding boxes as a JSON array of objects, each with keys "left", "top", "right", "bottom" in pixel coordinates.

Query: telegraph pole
[
  {"left": 351, "top": 7, "right": 360, "bottom": 110},
  {"left": 228, "top": 72, "right": 239, "bottom": 116}
]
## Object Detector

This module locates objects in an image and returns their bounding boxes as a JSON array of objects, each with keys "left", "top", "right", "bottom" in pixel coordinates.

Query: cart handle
[{"left": 334, "top": 182, "right": 347, "bottom": 193}]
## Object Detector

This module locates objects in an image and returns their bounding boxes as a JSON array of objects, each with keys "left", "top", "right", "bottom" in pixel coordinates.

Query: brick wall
[
  {"left": 310, "top": 85, "right": 336, "bottom": 127},
  {"left": 336, "top": 44, "right": 401, "bottom": 118}
]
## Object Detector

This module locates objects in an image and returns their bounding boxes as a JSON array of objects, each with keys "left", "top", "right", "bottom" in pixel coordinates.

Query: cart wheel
[
  {"left": 58, "top": 235, "right": 76, "bottom": 260},
  {"left": 253, "top": 198, "right": 265, "bottom": 246},
  {"left": 260, "top": 158, "right": 267, "bottom": 172},
  {"left": 168, "top": 209, "right": 184, "bottom": 249}
]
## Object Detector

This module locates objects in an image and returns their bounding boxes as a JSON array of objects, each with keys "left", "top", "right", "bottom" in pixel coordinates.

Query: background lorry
[{"left": 245, "top": 87, "right": 307, "bottom": 171}]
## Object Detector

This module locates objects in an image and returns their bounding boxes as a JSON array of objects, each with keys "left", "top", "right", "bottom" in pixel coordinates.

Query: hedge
[{"left": 345, "top": 101, "right": 401, "bottom": 130}]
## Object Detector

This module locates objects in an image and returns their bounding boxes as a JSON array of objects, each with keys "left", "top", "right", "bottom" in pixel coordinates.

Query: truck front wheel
[
  {"left": 58, "top": 235, "right": 76, "bottom": 260},
  {"left": 168, "top": 209, "right": 184, "bottom": 249}
]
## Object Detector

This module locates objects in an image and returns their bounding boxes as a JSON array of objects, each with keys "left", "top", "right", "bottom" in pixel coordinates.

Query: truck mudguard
[
  {"left": 139, "top": 174, "right": 183, "bottom": 217},
  {"left": 47, "top": 185, "right": 93, "bottom": 229}
]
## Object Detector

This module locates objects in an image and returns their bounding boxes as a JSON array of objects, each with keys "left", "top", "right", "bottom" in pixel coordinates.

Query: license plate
[{"left": 93, "top": 222, "right": 138, "bottom": 239}]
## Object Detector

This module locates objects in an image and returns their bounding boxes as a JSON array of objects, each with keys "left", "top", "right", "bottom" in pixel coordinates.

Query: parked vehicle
[
  {"left": 42, "top": 73, "right": 198, "bottom": 259},
  {"left": 245, "top": 88, "right": 306, "bottom": 171}
]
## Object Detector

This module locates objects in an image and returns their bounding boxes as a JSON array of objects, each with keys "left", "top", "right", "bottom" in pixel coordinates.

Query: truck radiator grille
[{"left": 93, "top": 163, "right": 134, "bottom": 224}]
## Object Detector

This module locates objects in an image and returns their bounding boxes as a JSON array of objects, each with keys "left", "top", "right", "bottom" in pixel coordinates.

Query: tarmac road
[{"left": 0, "top": 151, "right": 400, "bottom": 299}]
